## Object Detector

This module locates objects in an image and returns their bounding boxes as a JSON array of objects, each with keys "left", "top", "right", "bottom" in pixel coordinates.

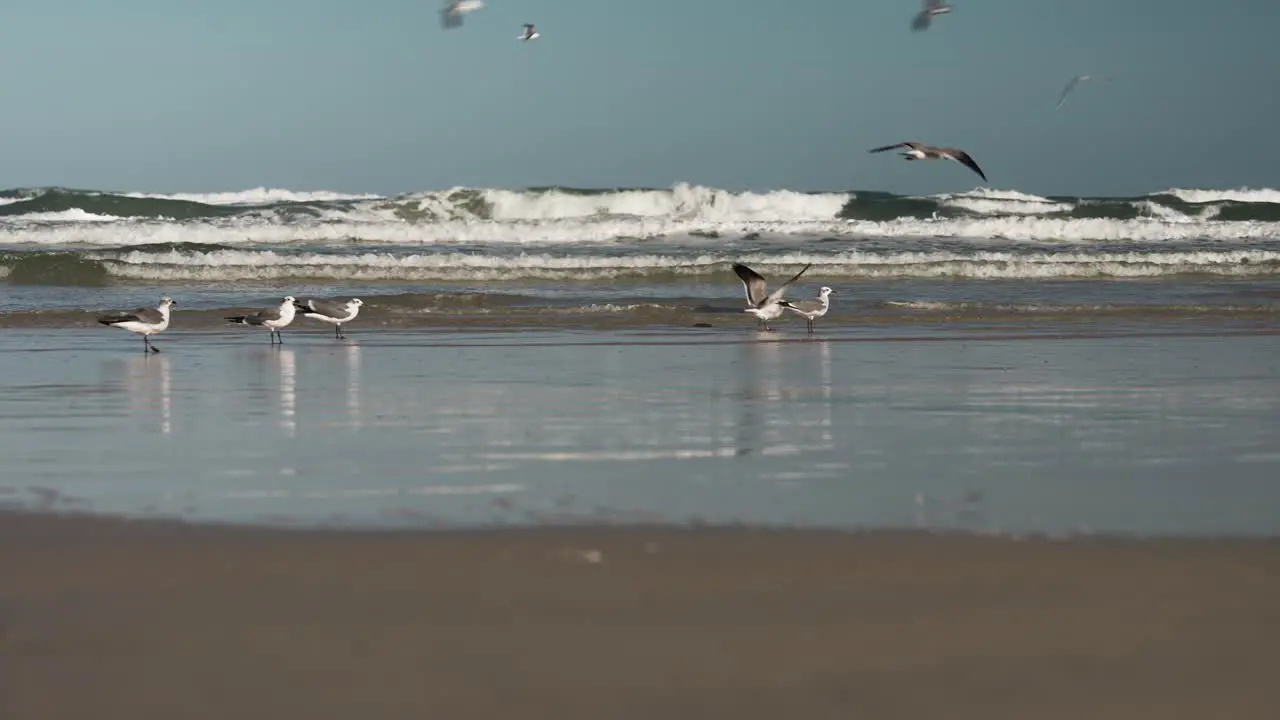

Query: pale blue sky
[{"left": 0, "top": 1, "right": 1275, "bottom": 196}]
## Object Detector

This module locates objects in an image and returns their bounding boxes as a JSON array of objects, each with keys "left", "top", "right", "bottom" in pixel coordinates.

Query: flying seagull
[
  {"left": 519, "top": 23, "right": 540, "bottom": 41},
  {"left": 868, "top": 141, "right": 988, "bottom": 182},
  {"left": 441, "top": 0, "right": 484, "bottom": 29},
  {"left": 293, "top": 297, "right": 364, "bottom": 340},
  {"left": 911, "top": 0, "right": 952, "bottom": 31},
  {"left": 1056, "top": 74, "right": 1112, "bottom": 110},
  {"left": 98, "top": 297, "right": 175, "bottom": 353},
  {"left": 781, "top": 286, "right": 836, "bottom": 334},
  {"left": 226, "top": 296, "right": 297, "bottom": 344},
  {"left": 732, "top": 262, "right": 813, "bottom": 332}
]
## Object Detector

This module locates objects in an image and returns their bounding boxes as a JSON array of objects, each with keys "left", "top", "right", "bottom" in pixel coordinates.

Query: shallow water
[{"left": 1, "top": 324, "right": 1277, "bottom": 536}]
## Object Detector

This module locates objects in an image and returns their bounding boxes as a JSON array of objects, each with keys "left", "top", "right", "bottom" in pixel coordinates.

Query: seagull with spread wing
[
  {"left": 911, "top": 0, "right": 952, "bottom": 31},
  {"left": 868, "top": 141, "right": 988, "bottom": 183},
  {"left": 732, "top": 262, "right": 813, "bottom": 332},
  {"left": 1056, "top": 74, "right": 1113, "bottom": 110},
  {"left": 440, "top": 0, "right": 484, "bottom": 30}
]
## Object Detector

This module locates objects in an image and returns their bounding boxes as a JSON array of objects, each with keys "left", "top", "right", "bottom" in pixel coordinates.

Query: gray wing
[
  {"left": 939, "top": 148, "right": 987, "bottom": 182},
  {"left": 732, "top": 263, "right": 769, "bottom": 306},
  {"left": 765, "top": 263, "right": 813, "bottom": 304},
  {"left": 100, "top": 307, "right": 161, "bottom": 324},
  {"left": 869, "top": 141, "right": 923, "bottom": 153},
  {"left": 911, "top": 12, "right": 932, "bottom": 31},
  {"left": 132, "top": 307, "right": 164, "bottom": 324},
  {"left": 785, "top": 299, "right": 824, "bottom": 313},
  {"left": 1056, "top": 76, "right": 1083, "bottom": 109},
  {"left": 299, "top": 298, "right": 350, "bottom": 317},
  {"left": 252, "top": 305, "right": 284, "bottom": 323},
  {"left": 441, "top": 3, "right": 463, "bottom": 29}
]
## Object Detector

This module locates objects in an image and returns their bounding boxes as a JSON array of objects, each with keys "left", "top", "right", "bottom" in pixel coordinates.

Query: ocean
[
  {"left": 2, "top": 182, "right": 1278, "bottom": 331},
  {"left": 2, "top": 182, "right": 1278, "bottom": 534}
]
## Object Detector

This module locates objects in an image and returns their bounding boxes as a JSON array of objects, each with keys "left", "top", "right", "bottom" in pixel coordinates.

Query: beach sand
[{"left": 4, "top": 510, "right": 1279, "bottom": 719}]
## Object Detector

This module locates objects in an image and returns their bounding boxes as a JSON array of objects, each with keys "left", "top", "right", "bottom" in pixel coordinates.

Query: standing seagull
[
  {"left": 732, "top": 262, "right": 812, "bottom": 331},
  {"left": 293, "top": 297, "right": 364, "bottom": 340},
  {"left": 226, "top": 296, "right": 297, "bottom": 344},
  {"left": 911, "top": 0, "right": 952, "bottom": 31},
  {"left": 519, "top": 23, "right": 539, "bottom": 41},
  {"left": 869, "top": 141, "right": 988, "bottom": 183},
  {"left": 440, "top": 0, "right": 484, "bottom": 29},
  {"left": 1056, "top": 74, "right": 1112, "bottom": 110},
  {"left": 98, "top": 297, "right": 175, "bottom": 353},
  {"left": 781, "top": 287, "right": 836, "bottom": 334}
]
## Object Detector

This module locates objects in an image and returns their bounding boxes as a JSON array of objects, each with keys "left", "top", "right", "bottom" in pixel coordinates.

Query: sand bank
[{"left": 3, "top": 511, "right": 1279, "bottom": 719}]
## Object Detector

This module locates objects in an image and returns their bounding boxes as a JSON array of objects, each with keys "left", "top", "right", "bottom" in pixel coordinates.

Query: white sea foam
[
  {"left": 1162, "top": 187, "right": 1280, "bottom": 204},
  {"left": 3, "top": 213, "right": 1279, "bottom": 247},
  {"left": 2, "top": 183, "right": 1279, "bottom": 247},
  {"left": 88, "top": 247, "right": 1280, "bottom": 282},
  {"left": 474, "top": 183, "right": 852, "bottom": 221},
  {"left": 122, "top": 187, "right": 383, "bottom": 205},
  {"left": 15, "top": 209, "right": 124, "bottom": 223}
]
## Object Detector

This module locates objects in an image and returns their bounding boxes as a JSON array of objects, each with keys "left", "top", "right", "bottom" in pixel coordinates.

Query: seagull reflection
[
  {"left": 278, "top": 347, "right": 297, "bottom": 437},
  {"left": 119, "top": 353, "right": 172, "bottom": 435},
  {"left": 816, "top": 339, "right": 833, "bottom": 443},
  {"left": 344, "top": 342, "right": 363, "bottom": 429},
  {"left": 241, "top": 346, "right": 297, "bottom": 436},
  {"left": 732, "top": 336, "right": 783, "bottom": 455}
]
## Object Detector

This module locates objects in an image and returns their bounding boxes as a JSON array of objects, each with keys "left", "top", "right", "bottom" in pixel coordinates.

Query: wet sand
[{"left": 4, "top": 510, "right": 1280, "bottom": 719}]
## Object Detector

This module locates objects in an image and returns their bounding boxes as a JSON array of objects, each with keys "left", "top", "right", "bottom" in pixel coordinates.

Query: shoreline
[{"left": 4, "top": 509, "right": 1280, "bottom": 719}]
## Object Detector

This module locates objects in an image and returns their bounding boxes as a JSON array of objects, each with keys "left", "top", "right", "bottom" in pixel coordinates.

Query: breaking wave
[{"left": 2, "top": 184, "right": 1280, "bottom": 247}]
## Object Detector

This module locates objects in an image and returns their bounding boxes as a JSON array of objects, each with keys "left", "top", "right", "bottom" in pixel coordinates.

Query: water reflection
[
  {"left": 278, "top": 348, "right": 296, "bottom": 437},
  {"left": 242, "top": 347, "right": 296, "bottom": 436},
  {"left": 119, "top": 353, "right": 172, "bottom": 435},
  {"left": 345, "top": 342, "right": 362, "bottom": 429},
  {"left": 731, "top": 338, "right": 836, "bottom": 458}
]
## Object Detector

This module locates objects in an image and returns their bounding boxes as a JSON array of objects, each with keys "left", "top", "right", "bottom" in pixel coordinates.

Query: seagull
[
  {"left": 98, "top": 297, "right": 175, "bottom": 353},
  {"left": 868, "top": 141, "right": 988, "bottom": 182},
  {"left": 911, "top": 0, "right": 952, "bottom": 31},
  {"left": 732, "top": 262, "right": 812, "bottom": 331},
  {"left": 781, "top": 287, "right": 836, "bottom": 334},
  {"left": 1056, "top": 74, "right": 1112, "bottom": 110},
  {"left": 293, "top": 297, "right": 364, "bottom": 340},
  {"left": 519, "top": 23, "right": 539, "bottom": 41},
  {"left": 440, "top": 0, "right": 484, "bottom": 29},
  {"left": 226, "top": 296, "right": 297, "bottom": 344}
]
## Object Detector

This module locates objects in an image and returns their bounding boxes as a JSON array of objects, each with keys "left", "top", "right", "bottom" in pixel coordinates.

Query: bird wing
[
  {"left": 300, "top": 298, "right": 349, "bottom": 317},
  {"left": 941, "top": 149, "right": 987, "bottom": 182},
  {"left": 911, "top": 12, "right": 932, "bottom": 31},
  {"left": 1056, "top": 76, "right": 1083, "bottom": 109},
  {"left": 765, "top": 263, "right": 813, "bottom": 304},
  {"left": 869, "top": 141, "right": 921, "bottom": 153},
  {"left": 784, "top": 299, "right": 823, "bottom": 314},
  {"left": 254, "top": 305, "right": 284, "bottom": 323},
  {"left": 101, "top": 307, "right": 161, "bottom": 324},
  {"left": 440, "top": 3, "right": 464, "bottom": 29},
  {"left": 732, "top": 263, "right": 769, "bottom": 306},
  {"left": 924, "top": 0, "right": 947, "bottom": 9}
]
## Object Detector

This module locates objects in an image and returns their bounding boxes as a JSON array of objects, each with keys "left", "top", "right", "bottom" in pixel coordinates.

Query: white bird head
[
  {"left": 819, "top": 287, "right": 835, "bottom": 297},
  {"left": 282, "top": 296, "right": 296, "bottom": 304}
]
